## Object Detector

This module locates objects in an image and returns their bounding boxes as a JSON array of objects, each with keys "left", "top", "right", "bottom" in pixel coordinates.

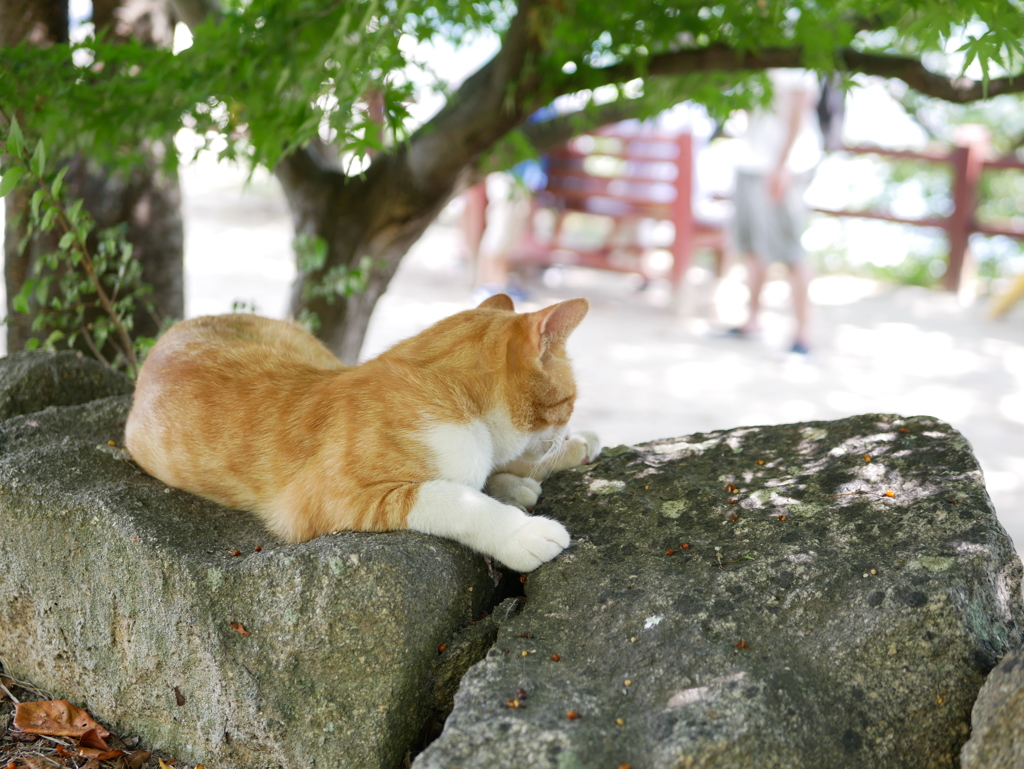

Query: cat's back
[{"left": 125, "top": 315, "right": 345, "bottom": 498}]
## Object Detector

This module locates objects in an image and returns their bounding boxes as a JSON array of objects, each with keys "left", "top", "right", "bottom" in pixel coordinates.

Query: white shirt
[{"left": 734, "top": 69, "right": 824, "bottom": 175}]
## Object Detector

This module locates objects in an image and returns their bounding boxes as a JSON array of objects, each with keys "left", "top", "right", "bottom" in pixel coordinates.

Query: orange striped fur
[{"left": 124, "top": 295, "right": 600, "bottom": 571}]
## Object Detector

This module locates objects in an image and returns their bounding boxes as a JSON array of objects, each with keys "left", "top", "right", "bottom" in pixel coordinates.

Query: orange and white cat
[{"left": 124, "top": 294, "right": 600, "bottom": 571}]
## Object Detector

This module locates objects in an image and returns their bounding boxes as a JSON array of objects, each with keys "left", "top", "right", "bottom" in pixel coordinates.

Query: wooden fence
[{"left": 814, "top": 127, "right": 1024, "bottom": 291}]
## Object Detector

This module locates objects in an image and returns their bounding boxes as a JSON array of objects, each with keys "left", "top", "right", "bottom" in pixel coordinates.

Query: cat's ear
[
  {"left": 531, "top": 298, "right": 589, "bottom": 352},
  {"left": 478, "top": 293, "right": 515, "bottom": 312}
]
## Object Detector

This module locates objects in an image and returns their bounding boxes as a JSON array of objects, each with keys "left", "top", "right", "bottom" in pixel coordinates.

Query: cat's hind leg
[{"left": 406, "top": 480, "right": 569, "bottom": 572}]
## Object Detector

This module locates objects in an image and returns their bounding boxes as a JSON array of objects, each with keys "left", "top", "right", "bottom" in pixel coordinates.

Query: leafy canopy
[{"left": 1, "top": 0, "right": 1023, "bottom": 175}]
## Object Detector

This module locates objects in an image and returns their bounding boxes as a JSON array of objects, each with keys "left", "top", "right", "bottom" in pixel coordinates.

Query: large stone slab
[
  {"left": 0, "top": 395, "right": 497, "bottom": 768},
  {"left": 0, "top": 350, "right": 132, "bottom": 420},
  {"left": 415, "top": 414, "right": 1024, "bottom": 769},
  {"left": 961, "top": 646, "right": 1024, "bottom": 768}
]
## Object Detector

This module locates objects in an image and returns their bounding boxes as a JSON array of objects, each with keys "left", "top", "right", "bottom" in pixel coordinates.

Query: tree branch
[
  {"left": 403, "top": 0, "right": 541, "bottom": 197},
  {"left": 842, "top": 50, "right": 1024, "bottom": 102},
  {"left": 555, "top": 44, "right": 1024, "bottom": 104}
]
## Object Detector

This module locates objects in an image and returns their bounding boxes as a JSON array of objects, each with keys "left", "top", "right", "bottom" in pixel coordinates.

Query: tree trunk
[
  {"left": 277, "top": 1, "right": 541, "bottom": 363},
  {"left": 2, "top": 0, "right": 183, "bottom": 355},
  {"left": 276, "top": 149, "right": 467, "bottom": 363}
]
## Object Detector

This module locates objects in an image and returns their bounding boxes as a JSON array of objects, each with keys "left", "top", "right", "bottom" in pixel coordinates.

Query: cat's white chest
[{"left": 422, "top": 411, "right": 529, "bottom": 490}]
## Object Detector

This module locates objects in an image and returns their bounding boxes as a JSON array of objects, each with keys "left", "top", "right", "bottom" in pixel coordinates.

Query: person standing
[{"left": 730, "top": 69, "right": 824, "bottom": 354}]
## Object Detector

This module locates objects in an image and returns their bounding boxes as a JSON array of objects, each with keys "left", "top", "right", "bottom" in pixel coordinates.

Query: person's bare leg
[
  {"left": 740, "top": 254, "right": 767, "bottom": 334},
  {"left": 788, "top": 261, "right": 811, "bottom": 350}
]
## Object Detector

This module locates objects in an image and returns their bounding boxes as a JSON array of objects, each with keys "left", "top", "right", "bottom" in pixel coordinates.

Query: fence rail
[{"left": 812, "top": 128, "right": 1024, "bottom": 291}]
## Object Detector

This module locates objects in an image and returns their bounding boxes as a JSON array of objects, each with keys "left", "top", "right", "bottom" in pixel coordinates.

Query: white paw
[
  {"left": 498, "top": 515, "right": 570, "bottom": 572},
  {"left": 574, "top": 430, "right": 602, "bottom": 464},
  {"left": 554, "top": 430, "right": 603, "bottom": 470},
  {"left": 485, "top": 473, "right": 542, "bottom": 510}
]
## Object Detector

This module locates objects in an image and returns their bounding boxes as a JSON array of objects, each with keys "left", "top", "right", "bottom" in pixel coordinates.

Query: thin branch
[
  {"left": 80, "top": 326, "right": 112, "bottom": 368},
  {"left": 20, "top": 164, "right": 138, "bottom": 372}
]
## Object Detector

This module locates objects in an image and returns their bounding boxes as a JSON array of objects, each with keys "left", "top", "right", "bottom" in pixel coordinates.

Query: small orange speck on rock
[
  {"left": 624, "top": 679, "right": 632, "bottom": 686},
  {"left": 680, "top": 543, "right": 689, "bottom": 550},
  {"left": 551, "top": 654, "right": 560, "bottom": 662},
  {"left": 566, "top": 710, "right": 578, "bottom": 720},
  {"left": 665, "top": 548, "right": 674, "bottom": 556},
  {"left": 778, "top": 515, "right": 787, "bottom": 522},
  {"left": 884, "top": 489, "right": 895, "bottom": 497},
  {"left": 230, "top": 549, "right": 241, "bottom": 557},
  {"left": 519, "top": 573, "right": 528, "bottom": 583},
  {"left": 438, "top": 643, "right": 447, "bottom": 653},
  {"left": 864, "top": 454, "right": 871, "bottom": 462},
  {"left": 254, "top": 545, "right": 262, "bottom": 552},
  {"left": 108, "top": 440, "right": 116, "bottom": 446},
  {"left": 756, "top": 459, "right": 765, "bottom": 466},
  {"left": 731, "top": 515, "right": 739, "bottom": 522}
]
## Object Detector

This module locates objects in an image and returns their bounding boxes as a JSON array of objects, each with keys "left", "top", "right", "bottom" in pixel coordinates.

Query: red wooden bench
[{"left": 508, "top": 124, "right": 726, "bottom": 304}]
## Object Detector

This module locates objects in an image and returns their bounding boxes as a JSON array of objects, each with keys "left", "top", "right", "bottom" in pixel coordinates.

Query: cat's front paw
[
  {"left": 553, "top": 430, "right": 602, "bottom": 470},
  {"left": 498, "top": 515, "right": 570, "bottom": 572},
  {"left": 485, "top": 472, "right": 542, "bottom": 510},
  {"left": 574, "top": 430, "right": 602, "bottom": 464}
]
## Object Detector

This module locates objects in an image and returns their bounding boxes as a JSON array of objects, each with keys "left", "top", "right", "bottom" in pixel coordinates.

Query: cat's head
[{"left": 476, "top": 293, "right": 589, "bottom": 449}]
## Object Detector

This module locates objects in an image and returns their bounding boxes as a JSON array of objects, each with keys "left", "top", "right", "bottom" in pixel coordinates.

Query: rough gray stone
[
  {"left": 961, "top": 646, "right": 1024, "bottom": 768},
  {"left": 415, "top": 414, "right": 1024, "bottom": 769},
  {"left": 0, "top": 351, "right": 133, "bottom": 420},
  {"left": 0, "top": 396, "right": 497, "bottom": 769}
]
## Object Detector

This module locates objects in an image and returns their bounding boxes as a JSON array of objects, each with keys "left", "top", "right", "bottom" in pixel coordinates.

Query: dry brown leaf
[
  {"left": 13, "top": 700, "right": 110, "bottom": 739},
  {"left": 157, "top": 758, "right": 173, "bottom": 769},
  {"left": 77, "top": 727, "right": 111, "bottom": 751},
  {"left": 82, "top": 760, "right": 102, "bottom": 769},
  {"left": 229, "top": 621, "right": 250, "bottom": 637},
  {"left": 124, "top": 750, "right": 152, "bottom": 769},
  {"left": 76, "top": 747, "right": 124, "bottom": 760}
]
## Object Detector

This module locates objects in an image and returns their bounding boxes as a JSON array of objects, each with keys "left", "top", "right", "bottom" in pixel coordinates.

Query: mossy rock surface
[
  {"left": 0, "top": 394, "right": 496, "bottom": 769},
  {"left": 415, "top": 414, "right": 1024, "bottom": 769}
]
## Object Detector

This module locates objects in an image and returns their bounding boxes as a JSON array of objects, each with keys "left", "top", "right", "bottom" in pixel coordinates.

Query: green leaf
[
  {"left": 30, "top": 189, "right": 45, "bottom": 220},
  {"left": 0, "top": 166, "right": 25, "bottom": 198},
  {"left": 58, "top": 231, "right": 76, "bottom": 250},
  {"left": 30, "top": 140, "right": 46, "bottom": 178},
  {"left": 67, "top": 198, "right": 84, "bottom": 224},
  {"left": 51, "top": 166, "right": 68, "bottom": 199},
  {"left": 6, "top": 117, "right": 24, "bottom": 160},
  {"left": 35, "top": 276, "right": 52, "bottom": 306},
  {"left": 12, "top": 281, "right": 33, "bottom": 314},
  {"left": 40, "top": 207, "right": 58, "bottom": 231},
  {"left": 25, "top": 338, "right": 40, "bottom": 351},
  {"left": 43, "top": 329, "right": 65, "bottom": 349}
]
